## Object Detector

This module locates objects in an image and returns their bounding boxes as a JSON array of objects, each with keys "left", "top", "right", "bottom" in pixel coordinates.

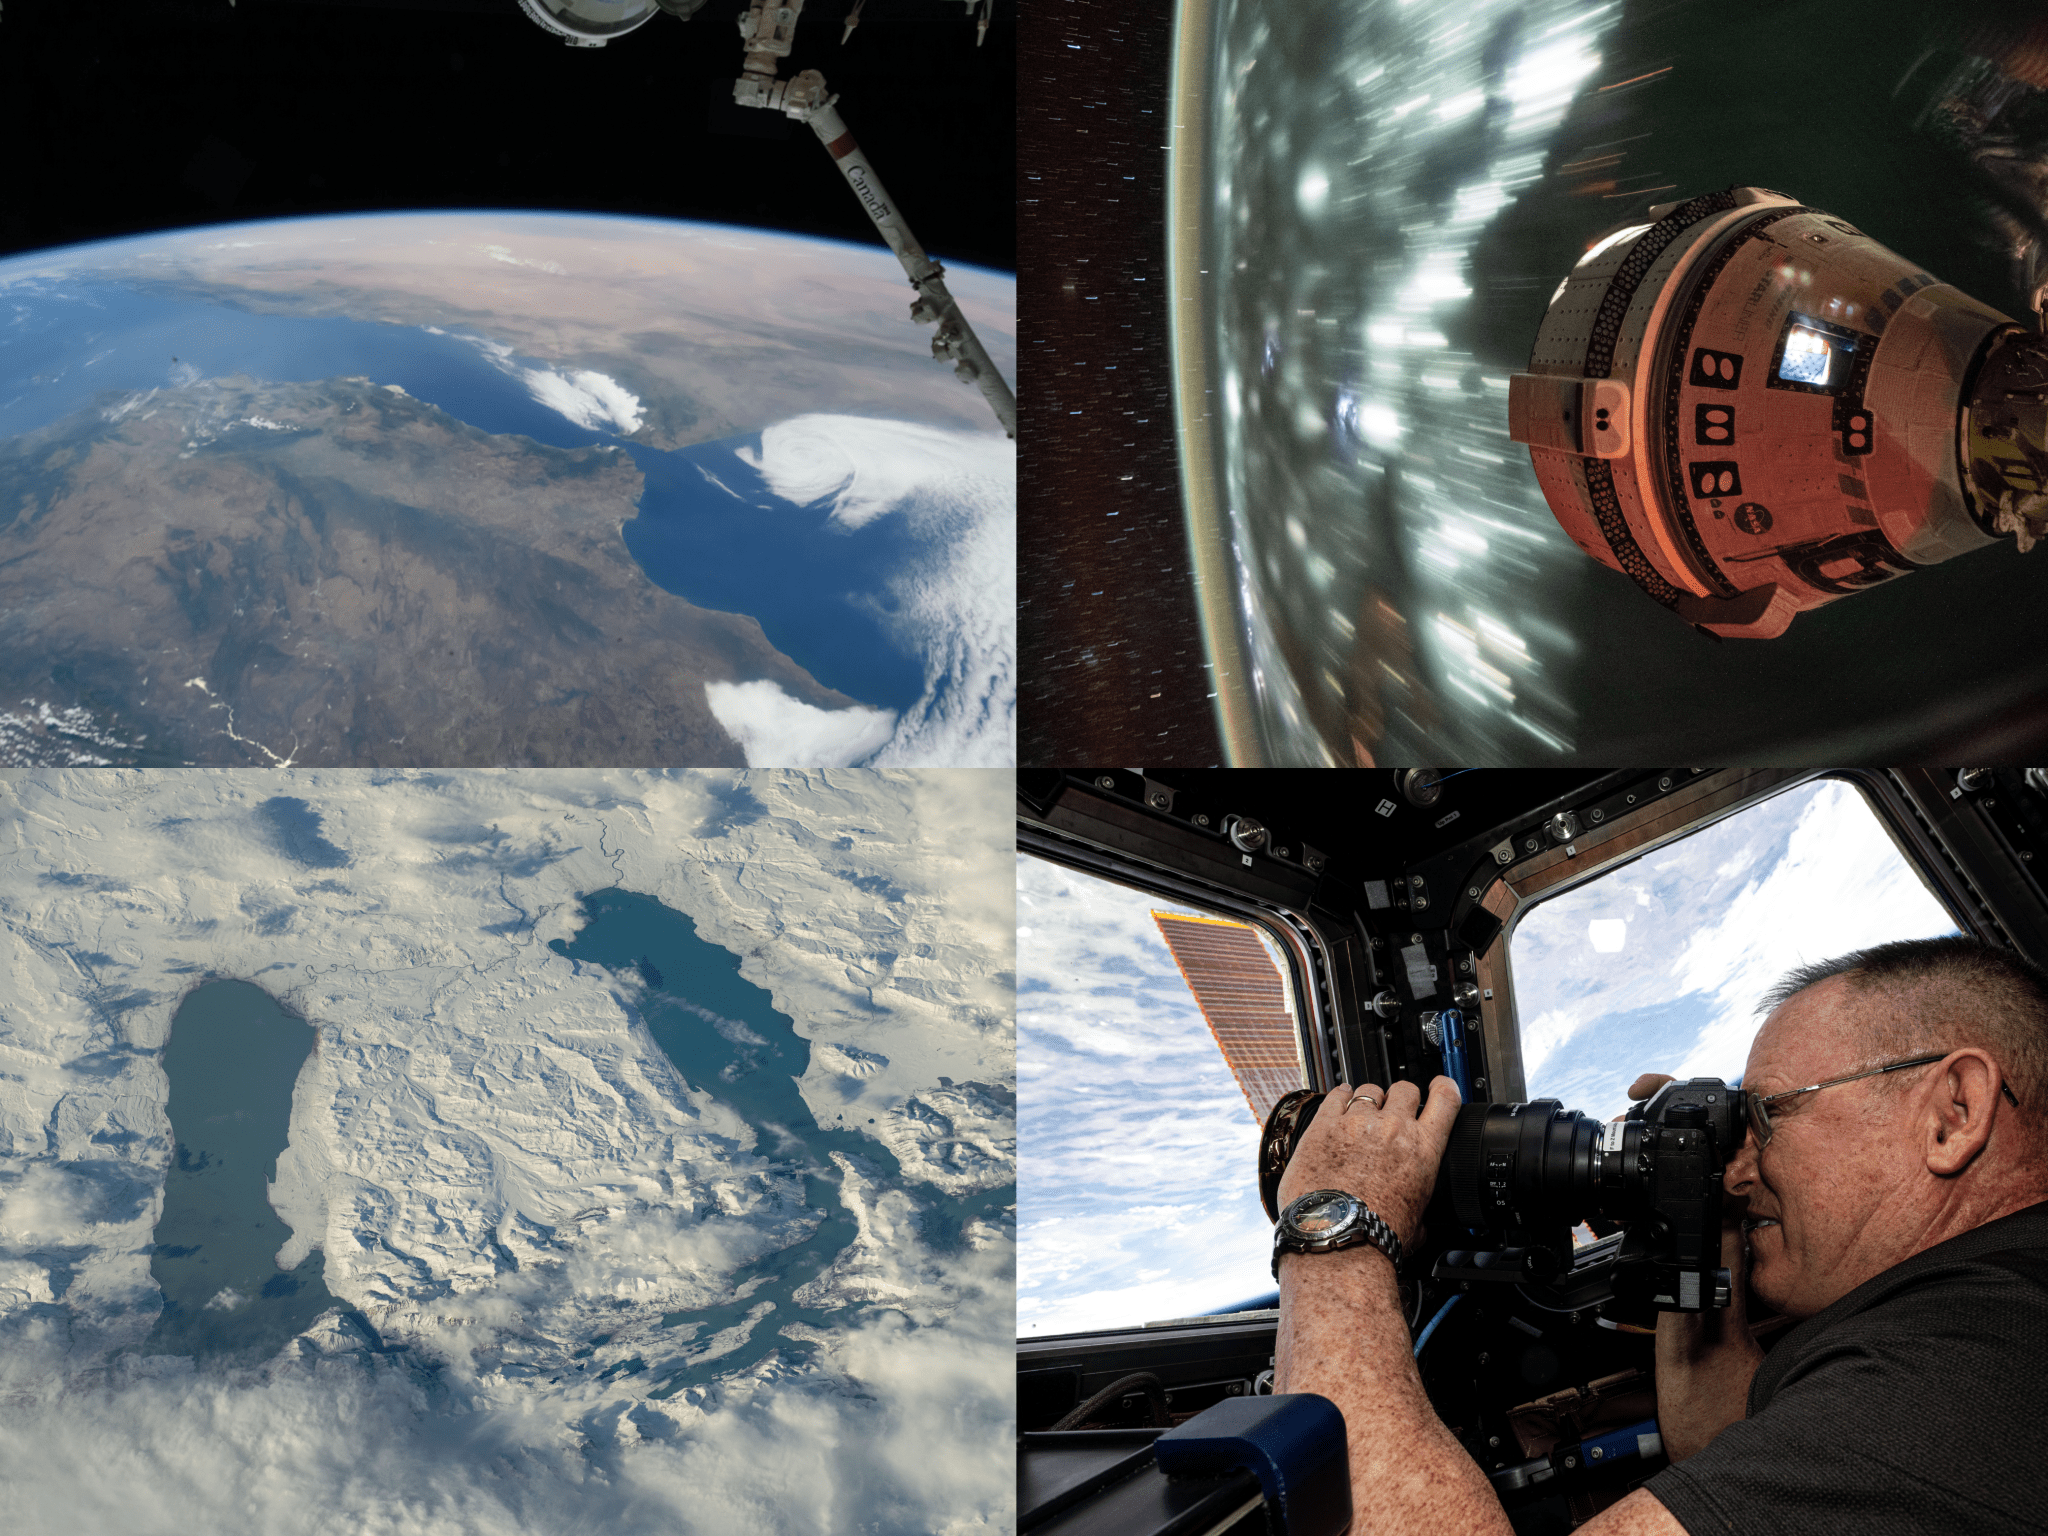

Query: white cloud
[
  {"left": 438, "top": 328, "right": 644, "bottom": 434},
  {"left": 1511, "top": 780, "right": 1959, "bottom": 1117},
  {"left": 704, "top": 680, "right": 896, "bottom": 768},
  {"left": 519, "top": 366, "right": 645, "bottom": 434},
  {"left": 0, "top": 1244, "right": 1014, "bottom": 1536},
  {"left": 0, "top": 768, "right": 1015, "bottom": 1534},
  {"left": 478, "top": 244, "right": 567, "bottom": 276},
  {"left": 1018, "top": 855, "right": 1280, "bottom": 1334},
  {"left": 735, "top": 415, "right": 1015, "bottom": 768}
]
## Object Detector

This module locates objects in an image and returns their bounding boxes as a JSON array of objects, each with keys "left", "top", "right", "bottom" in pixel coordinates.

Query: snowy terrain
[{"left": 0, "top": 768, "right": 1015, "bottom": 1534}]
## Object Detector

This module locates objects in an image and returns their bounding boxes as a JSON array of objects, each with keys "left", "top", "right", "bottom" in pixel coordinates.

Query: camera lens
[{"left": 1440, "top": 1100, "right": 1622, "bottom": 1233}]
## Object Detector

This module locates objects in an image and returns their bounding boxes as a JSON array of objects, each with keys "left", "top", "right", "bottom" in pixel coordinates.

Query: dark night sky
[
  {"left": 1020, "top": 0, "right": 1222, "bottom": 766},
  {"left": 0, "top": 0, "right": 1012, "bottom": 274}
]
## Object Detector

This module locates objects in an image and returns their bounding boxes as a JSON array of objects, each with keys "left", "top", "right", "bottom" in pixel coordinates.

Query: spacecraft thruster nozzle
[{"left": 1507, "top": 185, "right": 2045, "bottom": 638}]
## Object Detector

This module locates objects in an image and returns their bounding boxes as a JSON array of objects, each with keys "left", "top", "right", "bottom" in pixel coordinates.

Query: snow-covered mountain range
[{"left": 0, "top": 768, "right": 1014, "bottom": 1534}]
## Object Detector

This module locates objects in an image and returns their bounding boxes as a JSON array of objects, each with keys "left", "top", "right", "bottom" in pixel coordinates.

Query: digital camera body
[{"left": 1432, "top": 1077, "right": 1746, "bottom": 1314}]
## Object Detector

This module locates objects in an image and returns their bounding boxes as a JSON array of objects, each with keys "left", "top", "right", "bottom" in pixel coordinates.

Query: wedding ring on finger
[{"left": 1347, "top": 1086, "right": 1383, "bottom": 1112}]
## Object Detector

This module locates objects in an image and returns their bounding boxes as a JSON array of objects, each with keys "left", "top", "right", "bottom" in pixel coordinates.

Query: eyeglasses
[{"left": 1746, "top": 1050, "right": 2022, "bottom": 1148}]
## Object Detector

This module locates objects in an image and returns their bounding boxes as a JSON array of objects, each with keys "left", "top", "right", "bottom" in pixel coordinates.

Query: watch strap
[{"left": 1271, "top": 1190, "right": 1403, "bottom": 1279}]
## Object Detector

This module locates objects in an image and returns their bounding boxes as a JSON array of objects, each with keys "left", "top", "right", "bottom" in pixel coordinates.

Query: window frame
[
  {"left": 1474, "top": 769, "right": 1976, "bottom": 1101},
  {"left": 1017, "top": 820, "right": 1339, "bottom": 1096}
]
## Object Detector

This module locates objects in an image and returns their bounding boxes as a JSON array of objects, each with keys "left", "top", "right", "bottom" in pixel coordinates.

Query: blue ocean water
[
  {"left": 0, "top": 271, "right": 926, "bottom": 711},
  {"left": 549, "top": 887, "right": 1011, "bottom": 1394}
]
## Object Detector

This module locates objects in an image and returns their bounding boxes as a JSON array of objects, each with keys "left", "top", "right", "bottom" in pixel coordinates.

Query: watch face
[{"left": 1290, "top": 1191, "right": 1359, "bottom": 1238}]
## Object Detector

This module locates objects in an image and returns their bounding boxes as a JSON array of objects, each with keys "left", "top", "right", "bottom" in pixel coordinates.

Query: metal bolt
[
  {"left": 1524, "top": 836, "right": 1540, "bottom": 853},
  {"left": 1148, "top": 791, "right": 1170, "bottom": 809},
  {"left": 1657, "top": 774, "right": 1672, "bottom": 790},
  {"left": 1096, "top": 775, "right": 1116, "bottom": 789},
  {"left": 1414, "top": 894, "right": 1429, "bottom": 911},
  {"left": 1565, "top": 1455, "right": 1579, "bottom": 1469},
  {"left": 1488, "top": 1436, "right": 1501, "bottom": 1449},
  {"left": 1476, "top": 1352, "right": 1490, "bottom": 1366},
  {"left": 1588, "top": 1447, "right": 1603, "bottom": 1461},
  {"left": 1306, "top": 852, "right": 1326, "bottom": 872},
  {"left": 1474, "top": 1076, "right": 1488, "bottom": 1092},
  {"left": 1411, "top": 933, "right": 1423, "bottom": 945},
  {"left": 1194, "top": 814, "right": 1211, "bottom": 827},
  {"left": 1275, "top": 846, "right": 1291, "bottom": 859},
  {"left": 1626, "top": 793, "right": 1636, "bottom": 804},
  {"left": 1468, "top": 887, "right": 1479, "bottom": 898},
  {"left": 1589, "top": 807, "right": 1605, "bottom": 823}
]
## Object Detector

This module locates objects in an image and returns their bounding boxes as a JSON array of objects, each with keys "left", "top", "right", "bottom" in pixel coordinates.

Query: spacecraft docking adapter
[
  {"left": 517, "top": 0, "right": 707, "bottom": 47},
  {"left": 732, "top": 0, "right": 1016, "bottom": 439},
  {"left": 1506, "top": 185, "right": 2048, "bottom": 638}
]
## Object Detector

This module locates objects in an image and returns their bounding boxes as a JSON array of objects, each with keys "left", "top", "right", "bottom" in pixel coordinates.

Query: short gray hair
[{"left": 1761, "top": 936, "right": 2048, "bottom": 1113}]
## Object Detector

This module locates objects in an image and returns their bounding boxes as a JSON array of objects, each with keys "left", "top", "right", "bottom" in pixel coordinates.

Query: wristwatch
[{"left": 1272, "top": 1189, "right": 1403, "bottom": 1278}]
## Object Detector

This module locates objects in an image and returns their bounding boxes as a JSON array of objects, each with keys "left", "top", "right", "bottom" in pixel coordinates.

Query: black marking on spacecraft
[
  {"left": 1690, "top": 461, "right": 1742, "bottom": 499},
  {"left": 1583, "top": 189, "right": 1745, "bottom": 380},
  {"left": 1694, "top": 403, "right": 1736, "bottom": 445},
  {"left": 1658, "top": 204, "right": 1810, "bottom": 597},
  {"left": 1786, "top": 529, "right": 1919, "bottom": 594},
  {"left": 1572, "top": 190, "right": 1756, "bottom": 607},
  {"left": 1824, "top": 219, "right": 1863, "bottom": 238},
  {"left": 1733, "top": 502, "right": 1773, "bottom": 535},
  {"left": 1690, "top": 348, "right": 1743, "bottom": 390},
  {"left": 1581, "top": 459, "right": 1685, "bottom": 608},
  {"left": 1723, "top": 529, "right": 1916, "bottom": 593}
]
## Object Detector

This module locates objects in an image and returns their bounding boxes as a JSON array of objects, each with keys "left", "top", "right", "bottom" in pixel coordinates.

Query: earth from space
[
  {"left": 1178, "top": 0, "right": 2048, "bottom": 766},
  {"left": 0, "top": 212, "right": 1015, "bottom": 768}
]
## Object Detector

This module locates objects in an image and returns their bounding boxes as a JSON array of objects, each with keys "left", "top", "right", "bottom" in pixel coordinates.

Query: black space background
[
  {"left": 1019, "top": 0, "right": 1221, "bottom": 766},
  {"left": 0, "top": 0, "right": 1012, "bottom": 273}
]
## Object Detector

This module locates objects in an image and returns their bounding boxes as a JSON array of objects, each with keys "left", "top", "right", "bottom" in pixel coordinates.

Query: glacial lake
[
  {"left": 550, "top": 887, "right": 1011, "bottom": 1394},
  {"left": 0, "top": 268, "right": 949, "bottom": 712},
  {"left": 144, "top": 978, "right": 344, "bottom": 1363}
]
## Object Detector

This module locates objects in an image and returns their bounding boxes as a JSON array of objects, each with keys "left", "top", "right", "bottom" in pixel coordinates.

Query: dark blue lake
[
  {"left": 550, "top": 887, "right": 1011, "bottom": 1394},
  {"left": 0, "top": 267, "right": 930, "bottom": 711},
  {"left": 144, "top": 979, "right": 346, "bottom": 1363}
]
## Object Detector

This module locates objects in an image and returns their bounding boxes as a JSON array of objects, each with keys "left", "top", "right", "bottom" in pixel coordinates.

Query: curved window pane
[
  {"left": 1512, "top": 778, "right": 1960, "bottom": 1122},
  {"left": 1017, "top": 855, "right": 1302, "bottom": 1336}
]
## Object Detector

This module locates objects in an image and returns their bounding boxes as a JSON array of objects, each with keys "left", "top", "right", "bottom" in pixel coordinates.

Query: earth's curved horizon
[{"left": 0, "top": 210, "right": 1016, "bottom": 768}]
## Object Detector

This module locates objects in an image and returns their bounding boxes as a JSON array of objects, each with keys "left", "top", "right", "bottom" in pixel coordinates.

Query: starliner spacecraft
[
  {"left": 1508, "top": 186, "right": 2048, "bottom": 637},
  {"left": 518, "top": 0, "right": 1016, "bottom": 439}
]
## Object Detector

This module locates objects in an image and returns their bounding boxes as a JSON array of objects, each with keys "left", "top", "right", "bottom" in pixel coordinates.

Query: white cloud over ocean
[
  {"left": 1018, "top": 856, "right": 1280, "bottom": 1335},
  {"left": 741, "top": 416, "right": 1015, "bottom": 768},
  {"left": 704, "top": 680, "right": 896, "bottom": 768},
  {"left": 1512, "top": 779, "right": 1959, "bottom": 1120},
  {"left": 444, "top": 329, "right": 645, "bottom": 434}
]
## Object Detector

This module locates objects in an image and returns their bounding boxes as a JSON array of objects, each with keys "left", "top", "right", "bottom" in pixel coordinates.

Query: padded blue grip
[{"left": 1152, "top": 1393, "right": 1351, "bottom": 1536}]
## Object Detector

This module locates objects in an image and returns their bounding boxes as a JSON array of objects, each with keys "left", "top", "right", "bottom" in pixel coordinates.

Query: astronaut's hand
[{"left": 1274, "top": 1076, "right": 1462, "bottom": 1250}]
